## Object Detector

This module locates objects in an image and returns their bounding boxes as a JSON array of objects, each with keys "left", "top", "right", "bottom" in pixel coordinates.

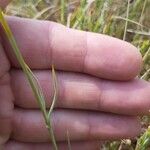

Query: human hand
[{"left": 0, "top": 2, "right": 150, "bottom": 150}]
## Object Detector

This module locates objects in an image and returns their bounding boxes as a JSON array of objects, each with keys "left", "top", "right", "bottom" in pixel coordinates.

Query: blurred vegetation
[{"left": 4, "top": 0, "right": 150, "bottom": 149}]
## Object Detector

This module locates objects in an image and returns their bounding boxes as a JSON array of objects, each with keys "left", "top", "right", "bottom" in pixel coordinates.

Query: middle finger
[{"left": 11, "top": 70, "right": 150, "bottom": 115}]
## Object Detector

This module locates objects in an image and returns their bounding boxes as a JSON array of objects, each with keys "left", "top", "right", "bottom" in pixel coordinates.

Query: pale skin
[{"left": 0, "top": 1, "right": 150, "bottom": 150}]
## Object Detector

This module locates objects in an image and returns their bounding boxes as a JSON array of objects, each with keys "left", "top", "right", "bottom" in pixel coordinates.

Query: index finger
[{"left": 2, "top": 16, "right": 142, "bottom": 80}]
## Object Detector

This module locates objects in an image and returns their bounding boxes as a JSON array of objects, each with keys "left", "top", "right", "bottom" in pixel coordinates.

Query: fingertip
[
  {"left": 91, "top": 115, "right": 141, "bottom": 140},
  {"left": 131, "top": 117, "right": 141, "bottom": 137},
  {"left": 120, "top": 42, "right": 142, "bottom": 80},
  {"left": 86, "top": 33, "right": 142, "bottom": 80},
  {"left": 132, "top": 80, "right": 150, "bottom": 115}
]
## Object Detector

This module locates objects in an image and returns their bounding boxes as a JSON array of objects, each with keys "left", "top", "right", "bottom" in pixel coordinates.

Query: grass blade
[
  {"left": 48, "top": 65, "right": 58, "bottom": 118},
  {"left": 0, "top": 8, "right": 58, "bottom": 150},
  {"left": 123, "top": 0, "right": 130, "bottom": 41},
  {"left": 67, "top": 131, "right": 72, "bottom": 150},
  {"left": 135, "top": 127, "right": 150, "bottom": 150},
  {"left": 61, "top": 0, "right": 67, "bottom": 25}
]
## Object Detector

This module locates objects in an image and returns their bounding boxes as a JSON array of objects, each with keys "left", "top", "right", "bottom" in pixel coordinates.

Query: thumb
[{"left": 0, "top": 0, "right": 10, "bottom": 9}]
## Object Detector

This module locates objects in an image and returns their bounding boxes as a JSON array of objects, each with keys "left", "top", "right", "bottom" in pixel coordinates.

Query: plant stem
[
  {"left": 123, "top": 0, "right": 130, "bottom": 41},
  {"left": 0, "top": 9, "right": 58, "bottom": 150}
]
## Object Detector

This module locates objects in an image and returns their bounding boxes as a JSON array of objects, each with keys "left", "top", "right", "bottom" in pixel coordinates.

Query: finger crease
[
  {"left": 82, "top": 32, "right": 88, "bottom": 73},
  {"left": 48, "top": 22, "right": 55, "bottom": 66}
]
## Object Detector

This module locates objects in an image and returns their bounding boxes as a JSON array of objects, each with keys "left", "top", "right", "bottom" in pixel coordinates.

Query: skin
[{"left": 0, "top": 2, "right": 150, "bottom": 150}]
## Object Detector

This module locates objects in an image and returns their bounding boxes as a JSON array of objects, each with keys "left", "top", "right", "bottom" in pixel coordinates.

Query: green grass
[{"left": 3, "top": 0, "right": 150, "bottom": 149}]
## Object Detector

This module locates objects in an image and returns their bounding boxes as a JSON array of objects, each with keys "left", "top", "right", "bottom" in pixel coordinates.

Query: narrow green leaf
[{"left": 0, "top": 8, "right": 58, "bottom": 150}]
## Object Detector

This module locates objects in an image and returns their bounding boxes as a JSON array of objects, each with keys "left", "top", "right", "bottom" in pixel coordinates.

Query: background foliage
[{"left": 5, "top": 0, "right": 150, "bottom": 149}]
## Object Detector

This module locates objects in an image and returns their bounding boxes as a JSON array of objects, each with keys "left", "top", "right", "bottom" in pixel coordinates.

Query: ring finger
[{"left": 11, "top": 109, "right": 140, "bottom": 143}]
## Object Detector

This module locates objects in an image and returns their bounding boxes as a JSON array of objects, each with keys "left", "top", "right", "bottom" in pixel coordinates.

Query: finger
[
  {"left": 11, "top": 70, "right": 150, "bottom": 115},
  {"left": 3, "top": 140, "right": 101, "bottom": 150},
  {"left": 0, "top": 74, "right": 13, "bottom": 145},
  {"left": 0, "top": 43, "right": 13, "bottom": 144},
  {"left": 2, "top": 16, "right": 142, "bottom": 80},
  {"left": 11, "top": 109, "right": 140, "bottom": 142},
  {"left": 0, "top": 40, "right": 10, "bottom": 80}
]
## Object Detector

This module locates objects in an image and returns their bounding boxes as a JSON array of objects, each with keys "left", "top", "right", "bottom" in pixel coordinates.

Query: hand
[{"left": 0, "top": 2, "right": 150, "bottom": 150}]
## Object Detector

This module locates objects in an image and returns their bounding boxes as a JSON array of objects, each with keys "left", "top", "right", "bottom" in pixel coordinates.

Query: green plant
[{"left": 0, "top": 8, "right": 58, "bottom": 150}]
